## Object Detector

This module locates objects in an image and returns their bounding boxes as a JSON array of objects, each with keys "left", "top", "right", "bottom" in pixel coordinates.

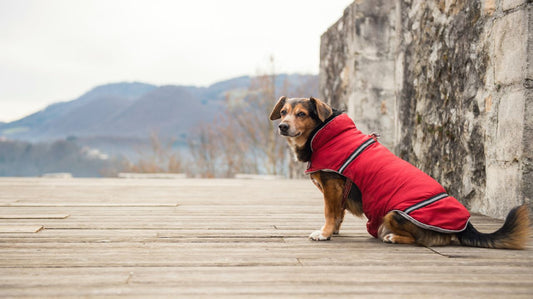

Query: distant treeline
[{"left": 0, "top": 139, "right": 123, "bottom": 177}]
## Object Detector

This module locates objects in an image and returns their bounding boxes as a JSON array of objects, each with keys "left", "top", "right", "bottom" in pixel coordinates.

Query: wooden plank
[
  {"left": 0, "top": 225, "right": 43, "bottom": 233},
  {"left": 0, "top": 203, "right": 179, "bottom": 207},
  {"left": 0, "top": 214, "right": 70, "bottom": 219},
  {"left": 0, "top": 177, "right": 531, "bottom": 298},
  {"left": 0, "top": 282, "right": 532, "bottom": 298}
]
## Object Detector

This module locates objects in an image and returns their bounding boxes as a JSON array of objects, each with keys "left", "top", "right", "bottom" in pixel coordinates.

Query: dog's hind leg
[
  {"left": 379, "top": 211, "right": 455, "bottom": 246},
  {"left": 378, "top": 211, "right": 416, "bottom": 245}
]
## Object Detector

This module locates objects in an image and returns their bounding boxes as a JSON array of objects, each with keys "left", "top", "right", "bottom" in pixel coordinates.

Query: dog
[{"left": 270, "top": 96, "right": 530, "bottom": 249}]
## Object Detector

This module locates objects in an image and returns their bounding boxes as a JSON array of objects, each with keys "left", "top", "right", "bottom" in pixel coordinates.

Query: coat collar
[{"left": 307, "top": 113, "right": 357, "bottom": 152}]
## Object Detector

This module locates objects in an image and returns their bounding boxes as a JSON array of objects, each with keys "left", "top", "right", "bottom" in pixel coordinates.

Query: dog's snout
[{"left": 278, "top": 123, "right": 289, "bottom": 133}]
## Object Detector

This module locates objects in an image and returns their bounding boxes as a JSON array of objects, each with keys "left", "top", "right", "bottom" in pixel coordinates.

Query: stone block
[
  {"left": 493, "top": 10, "right": 528, "bottom": 85},
  {"left": 495, "top": 89, "right": 525, "bottom": 161},
  {"left": 479, "top": 162, "right": 523, "bottom": 219},
  {"left": 524, "top": 5, "right": 533, "bottom": 81},
  {"left": 343, "top": 0, "right": 398, "bottom": 58},
  {"left": 522, "top": 89, "right": 533, "bottom": 212},
  {"left": 502, "top": 0, "right": 526, "bottom": 11},
  {"left": 353, "top": 58, "right": 396, "bottom": 91},
  {"left": 483, "top": 0, "right": 496, "bottom": 15}
]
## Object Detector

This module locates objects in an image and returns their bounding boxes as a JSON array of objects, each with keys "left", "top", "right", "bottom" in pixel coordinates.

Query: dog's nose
[{"left": 278, "top": 123, "right": 289, "bottom": 133}]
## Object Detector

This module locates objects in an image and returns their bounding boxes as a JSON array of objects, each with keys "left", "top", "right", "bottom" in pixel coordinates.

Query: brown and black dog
[{"left": 270, "top": 96, "right": 530, "bottom": 249}]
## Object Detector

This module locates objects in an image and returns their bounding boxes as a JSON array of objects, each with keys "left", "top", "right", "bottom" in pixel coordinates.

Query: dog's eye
[
  {"left": 280, "top": 110, "right": 287, "bottom": 116},
  {"left": 296, "top": 112, "right": 306, "bottom": 118}
]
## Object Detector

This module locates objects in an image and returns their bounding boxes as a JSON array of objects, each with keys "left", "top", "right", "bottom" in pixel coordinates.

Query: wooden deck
[{"left": 0, "top": 178, "right": 532, "bottom": 298}]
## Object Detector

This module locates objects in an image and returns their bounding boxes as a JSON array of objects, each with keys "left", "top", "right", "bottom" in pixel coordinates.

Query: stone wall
[
  {"left": 319, "top": 0, "right": 532, "bottom": 218},
  {"left": 319, "top": 1, "right": 401, "bottom": 150}
]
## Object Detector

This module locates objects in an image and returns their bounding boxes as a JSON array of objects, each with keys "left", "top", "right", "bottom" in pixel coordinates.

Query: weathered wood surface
[{"left": 0, "top": 178, "right": 531, "bottom": 298}]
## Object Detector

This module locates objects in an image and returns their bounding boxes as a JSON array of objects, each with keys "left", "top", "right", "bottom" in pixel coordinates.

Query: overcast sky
[{"left": 0, "top": 0, "right": 353, "bottom": 122}]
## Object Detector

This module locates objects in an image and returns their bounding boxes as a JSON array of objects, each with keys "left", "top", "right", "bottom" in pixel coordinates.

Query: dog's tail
[{"left": 457, "top": 205, "right": 530, "bottom": 249}]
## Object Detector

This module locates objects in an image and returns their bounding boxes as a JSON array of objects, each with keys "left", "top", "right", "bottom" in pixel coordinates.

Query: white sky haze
[{"left": 0, "top": 0, "right": 353, "bottom": 122}]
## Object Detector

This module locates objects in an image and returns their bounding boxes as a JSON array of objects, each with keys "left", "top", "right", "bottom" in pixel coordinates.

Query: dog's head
[{"left": 269, "top": 96, "right": 333, "bottom": 147}]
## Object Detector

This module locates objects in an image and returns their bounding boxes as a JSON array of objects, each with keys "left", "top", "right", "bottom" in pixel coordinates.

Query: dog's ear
[
  {"left": 270, "top": 96, "right": 287, "bottom": 120},
  {"left": 310, "top": 97, "right": 332, "bottom": 122}
]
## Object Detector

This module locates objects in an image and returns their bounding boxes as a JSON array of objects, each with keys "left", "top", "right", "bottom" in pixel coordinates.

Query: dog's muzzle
[
  {"left": 278, "top": 123, "right": 290, "bottom": 135},
  {"left": 278, "top": 123, "right": 301, "bottom": 137}
]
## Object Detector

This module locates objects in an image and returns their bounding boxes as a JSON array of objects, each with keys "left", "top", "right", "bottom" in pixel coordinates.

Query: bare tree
[
  {"left": 220, "top": 63, "right": 290, "bottom": 176},
  {"left": 123, "top": 132, "right": 185, "bottom": 174},
  {"left": 186, "top": 57, "right": 318, "bottom": 178},
  {"left": 211, "top": 116, "right": 255, "bottom": 177},
  {"left": 187, "top": 124, "right": 220, "bottom": 178}
]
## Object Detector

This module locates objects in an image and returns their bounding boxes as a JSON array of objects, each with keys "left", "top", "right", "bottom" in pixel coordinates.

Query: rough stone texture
[
  {"left": 493, "top": 9, "right": 528, "bottom": 85},
  {"left": 319, "top": 0, "right": 400, "bottom": 150},
  {"left": 319, "top": 0, "right": 532, "bottom": 218},
  {"left": 483, "top": 0, "right": 496, "bottom": 15},
  {"left": 502, "top": 0, "right": 527, "bottom": 11}
]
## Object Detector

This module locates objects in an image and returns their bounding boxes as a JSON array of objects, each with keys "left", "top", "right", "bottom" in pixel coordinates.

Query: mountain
[
  {"left": 0, "top": 74, "right": 318, "bottom": 145},
  {"left": 1, "top": 82, "right": 158, "bottom": 141},
  {"left": 103, "top": 85, "right": 215, "bottom": 138}
]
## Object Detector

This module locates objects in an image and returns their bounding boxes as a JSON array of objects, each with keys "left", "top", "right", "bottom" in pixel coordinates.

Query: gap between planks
[
  {"left": 0, "top": 214, "right": 70, "bottom": 219},
  {"left": 0, "top": 225, "right": 43, "bottom": 233}
]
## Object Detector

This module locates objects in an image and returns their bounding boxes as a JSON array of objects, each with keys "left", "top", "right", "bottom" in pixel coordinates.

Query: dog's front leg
[{"left": 309, "top": 173, "right": 345, "bottom": 241}]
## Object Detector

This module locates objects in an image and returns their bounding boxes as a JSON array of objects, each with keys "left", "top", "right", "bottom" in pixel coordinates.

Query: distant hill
[
  {"left": 0, "top": 82, "right": 158, "bottom": 141},
  {"left": 0, "top": 74, "right": 317, "bottom": 143}
]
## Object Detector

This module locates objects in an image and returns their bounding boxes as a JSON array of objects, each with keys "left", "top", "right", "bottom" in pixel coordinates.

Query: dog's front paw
[{"left": 309, "top": 230, "right": 331, "bottom": 241}]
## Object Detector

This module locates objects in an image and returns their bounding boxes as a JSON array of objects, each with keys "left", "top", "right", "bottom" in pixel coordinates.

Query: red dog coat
[{"left": 305, "top": 113, "right": 470, "bottom": 238}]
